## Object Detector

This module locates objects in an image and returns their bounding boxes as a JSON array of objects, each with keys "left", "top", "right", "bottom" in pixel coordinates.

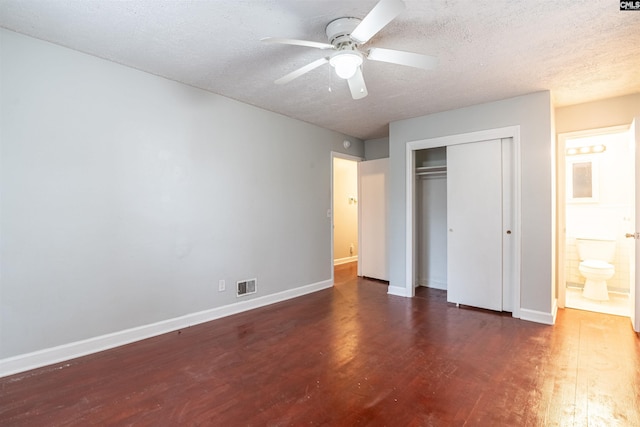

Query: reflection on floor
[{"left": 566, "top": 286, "right": 630, "bottom": 317}]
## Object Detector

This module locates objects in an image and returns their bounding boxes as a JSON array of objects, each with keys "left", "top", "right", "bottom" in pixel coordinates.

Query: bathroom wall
[{"left": 565, "top": 131, "right": 633, "bottom": 292}]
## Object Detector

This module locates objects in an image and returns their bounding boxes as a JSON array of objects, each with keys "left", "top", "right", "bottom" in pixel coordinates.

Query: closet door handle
[{"left": 506, "top": 230, "right": 512, "bottom": 235}]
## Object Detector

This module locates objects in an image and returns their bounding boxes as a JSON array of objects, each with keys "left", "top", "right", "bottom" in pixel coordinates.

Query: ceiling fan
[{"left": 261, "top": 0, "right": 437, "bottom": 100}]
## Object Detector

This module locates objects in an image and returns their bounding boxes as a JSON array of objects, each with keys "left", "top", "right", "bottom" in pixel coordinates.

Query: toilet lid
[{"left": 581, "top": 259, "right": 613, "bottom": 269}]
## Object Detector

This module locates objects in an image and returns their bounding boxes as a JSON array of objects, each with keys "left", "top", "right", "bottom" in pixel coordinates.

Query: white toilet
[{"left": 576, "top": 238, "right": 616, "bottom": 301}]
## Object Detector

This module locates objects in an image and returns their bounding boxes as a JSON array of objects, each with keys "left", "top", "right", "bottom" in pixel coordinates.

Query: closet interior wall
[{"left": 415, "top": 147, "right": 448, "bottom": 290}]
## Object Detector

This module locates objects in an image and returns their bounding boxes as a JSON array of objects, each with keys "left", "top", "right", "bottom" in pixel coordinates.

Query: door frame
[
  {"left": 331, "top": 152, "right": 363, "bottom": 283},
  {"left": 404, "top": 126, "right": 522, "bottom": 318},
  {"left": 632, "top": 117, "right": 639, "bottom": 332}
]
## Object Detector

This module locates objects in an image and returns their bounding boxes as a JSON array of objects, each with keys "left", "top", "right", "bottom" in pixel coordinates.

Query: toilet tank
[{"left": 576, "top": 238, "right": 616, "bottom": 262}]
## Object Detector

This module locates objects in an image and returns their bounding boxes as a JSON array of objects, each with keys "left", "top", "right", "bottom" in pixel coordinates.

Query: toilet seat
[{"left": 580, "top": 259, "right": 613, "bottom": 270}]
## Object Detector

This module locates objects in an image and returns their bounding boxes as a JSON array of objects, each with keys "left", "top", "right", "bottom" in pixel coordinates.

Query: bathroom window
[{"left": 567, "top": 157, "right": 599, "bottom": 203}]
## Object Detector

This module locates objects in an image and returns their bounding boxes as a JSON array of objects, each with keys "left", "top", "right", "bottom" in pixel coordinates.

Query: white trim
[
  {"left": 633, "top": 117, "right": 640, "bottom": 333},
  {"left": 334, "top": 255, "right": 358, "bottom": 266},
  {"left": 331, "top": 151, "right": 363, "bottom": 163},
  {"left": 0, "top": 278, "right": 333, "bottom": 378},
  {"left": 519, "top": 300, "right": 558, "bottom": 325},
  {"left": 417, "top": 279, "right": 447, "bottom": 290},
  {"left": 404, "top": 143, "right": 416, "bottom": 297},
  {"left": 558, "top": 124, "right": 631, "bottom": 141},
  {"left": 405, "top": 126, "right": 522, "bottom": 319},
  {"left": 358, "top": 161, "right": 362, "bottom": 277},
  {"left": 387, "top": 285, "right": 411, "bottom": 297}
]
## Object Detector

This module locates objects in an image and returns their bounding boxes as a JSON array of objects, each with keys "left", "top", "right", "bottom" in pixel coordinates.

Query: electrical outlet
[{"left": 218, "top": 280, "right": 225, "bottom": 292}]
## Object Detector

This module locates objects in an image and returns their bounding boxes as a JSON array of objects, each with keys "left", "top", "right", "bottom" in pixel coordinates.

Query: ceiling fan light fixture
[
  {"left": 329, "top": 51, "right": 363, "bottom": 79},
  {"left": 264, "top": 0, "right": 436, "bottom": 99}
]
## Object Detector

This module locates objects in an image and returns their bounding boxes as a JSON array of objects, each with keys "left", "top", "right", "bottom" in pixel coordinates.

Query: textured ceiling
[{"left": 1, "top": 0, "right": 639, "bottom": 140}]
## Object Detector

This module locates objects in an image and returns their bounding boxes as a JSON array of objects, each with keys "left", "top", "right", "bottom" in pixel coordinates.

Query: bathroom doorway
[{"left": 558, "top": 126, "right": 635, "bottom": 316}]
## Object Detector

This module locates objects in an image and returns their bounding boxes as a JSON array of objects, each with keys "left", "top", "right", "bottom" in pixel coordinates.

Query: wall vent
[{"left": 237, "top": 279, "right": 257, "bottom": 297}]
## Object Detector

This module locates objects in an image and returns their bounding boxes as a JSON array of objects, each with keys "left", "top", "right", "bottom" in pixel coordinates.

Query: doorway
[
  {"left": 404, "top": 126, "right": 522, "bottom": 318},
  {"left": 331, "top": 153, "right": 362, "bottom": 282},
  {"left": 557, "top": 125, "right": 636, "bottom": 318}
]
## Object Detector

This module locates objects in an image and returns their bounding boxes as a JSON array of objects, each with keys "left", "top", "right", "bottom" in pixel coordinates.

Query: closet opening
[
  {"left": 404, "top": 127, "right": 522, "bottom": 318},
  {"left": 415, "top": 147, "right": 448, "bottom": 291}
]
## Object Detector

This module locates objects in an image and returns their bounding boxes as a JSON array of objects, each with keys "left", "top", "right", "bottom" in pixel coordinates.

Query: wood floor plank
[{"left": 1, "top": 263, "right": 639, "bottom": 426}]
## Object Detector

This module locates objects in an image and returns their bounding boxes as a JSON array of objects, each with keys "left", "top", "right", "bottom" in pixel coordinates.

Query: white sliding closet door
[
  {"left": 359, "top": 158, "right": 388, "bottom": 280},
  {"left": 447, "top": 139, "right": 503, "bottom": 311}
]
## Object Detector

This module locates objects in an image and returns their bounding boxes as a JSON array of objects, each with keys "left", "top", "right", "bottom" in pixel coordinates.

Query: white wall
[
  {"left": 565, "top": 133, "right": 633, "bottom": 238},
  {"left": 389, "top": 91, "right": 554, "bottom": 317},
  {"left": 0, "top": 29, "right": 363, "bottom": 360}
]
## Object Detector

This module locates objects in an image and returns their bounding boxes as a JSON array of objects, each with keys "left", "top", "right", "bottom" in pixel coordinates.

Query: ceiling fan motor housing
[
  {"left": 326, "top": 17, "right": 364, "bottom": 80},
  {"left": 326, "top": 17, "right": 362, "bottom": 48}
]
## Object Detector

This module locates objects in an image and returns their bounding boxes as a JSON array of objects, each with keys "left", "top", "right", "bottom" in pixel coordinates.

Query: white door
[
  {"left": 630, "top": 118, "right": 639, "bottom": 332},
  {"left": 447, "top": 139, "right": 503, "bottom": 311},
  {"left": 359, "top": 158, "right": 388, "bottom": 280}
]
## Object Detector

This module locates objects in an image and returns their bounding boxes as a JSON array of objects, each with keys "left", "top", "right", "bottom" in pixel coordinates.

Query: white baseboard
[
  {"left": 387, "top": 285, "right": 411, "bottom": 297},
  {"left": 519, "top": 301, "right": 557, "bottom": 325},
  {"left": 416, "top": 279, "right": 447, "bottom": 290},
  {"left": 0, "top": 279, "right": 333, "bottom": 378},
  {"left": 334, "top": 256, "right": 358, "bottom": 266}
]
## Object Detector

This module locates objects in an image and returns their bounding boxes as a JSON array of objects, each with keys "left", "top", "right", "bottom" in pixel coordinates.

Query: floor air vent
[{"left": 237, "top": 279, "right": 257, "bottom": 297}]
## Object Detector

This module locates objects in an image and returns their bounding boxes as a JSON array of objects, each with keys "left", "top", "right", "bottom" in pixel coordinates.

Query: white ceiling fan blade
[
  {"left": 275, "top": 57, "right": 329, "bottom": 85},
  {"left": 367, "top": 47, "right": 438, "bottom": 70},
  {"left": 350, "top": 0, "right": 406, "bottom": 44},
  {"left": 347, "top": 67, "right": 368, "bottom": 100},
  {"left": 261, "top": 37, "right": 335, "bottom": 50}
]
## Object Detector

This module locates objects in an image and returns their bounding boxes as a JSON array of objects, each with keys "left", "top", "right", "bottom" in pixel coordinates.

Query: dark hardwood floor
[{"left": 2, "top": 262, "right": 639, "bottom": 426}]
